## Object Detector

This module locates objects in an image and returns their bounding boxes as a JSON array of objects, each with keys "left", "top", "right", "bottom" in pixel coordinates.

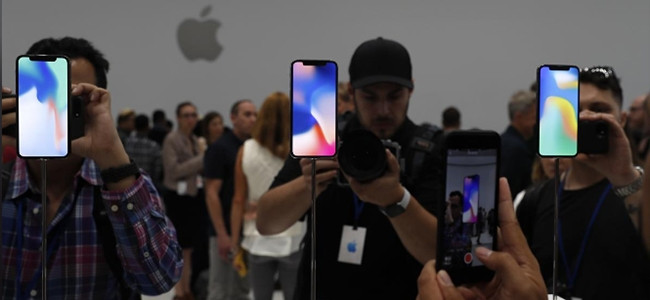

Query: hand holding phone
[
  {"left": 437, "top": 130, "right": 500, "bottom": 284},
  {"left": 290, "top": 60, "right": 338, "bottom": 158}
]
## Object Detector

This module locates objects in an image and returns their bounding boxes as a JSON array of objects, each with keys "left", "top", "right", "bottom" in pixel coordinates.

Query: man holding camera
[
  {"left": 1, "top": 37, "right": 182, "bottom": 298},
  {"left": 256, "top": 37, "right": 441, "bottom": 299},
  {"left": 517, "top": 66, "right": 650, "bottom": 299}
]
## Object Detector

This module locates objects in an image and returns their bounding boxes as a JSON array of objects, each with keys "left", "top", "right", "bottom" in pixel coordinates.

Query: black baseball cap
[{"left": 349, "top": 37, "right": 413, "bottom": 89}]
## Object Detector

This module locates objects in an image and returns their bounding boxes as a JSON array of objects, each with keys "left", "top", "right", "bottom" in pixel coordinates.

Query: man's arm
[
  {"left": 347, "top": 149, "right": 437, "bottom": 264},
  {"left": 205, "top": 178, "right": 232, "bottom": 261},
  {"left": 257, "top": 158, "right": 338, "bottom": 235},
  {"left": 230, "top": 148, "right": 247, "bottom": 250},
  {"left": 640, "top": 155, "right": 650, "bottom": 255},
  {"left": 102, "top": 175, "right": 183, "bottom": 295},
  {"left": 69, "top": 84, "right": 182, "bottom": 294}
]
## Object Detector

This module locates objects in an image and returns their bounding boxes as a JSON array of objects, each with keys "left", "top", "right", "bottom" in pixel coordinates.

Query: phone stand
[
  {"left": 552, "top": 158, "right": 560, "bottom": 300},
  {"left": 40, "top": 158, "right": 48, "bottom": 300},
  {"left": 310, "top": 158, "right": 317, "bottom": 300}
]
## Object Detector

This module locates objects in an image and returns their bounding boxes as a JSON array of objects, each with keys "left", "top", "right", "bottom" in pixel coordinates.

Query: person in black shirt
[
  {"left": 517, "top": 66, "right": 650, "bottom": 299},
  {"left": 257, "top": 37, "right": 442, "bottom": 300}
]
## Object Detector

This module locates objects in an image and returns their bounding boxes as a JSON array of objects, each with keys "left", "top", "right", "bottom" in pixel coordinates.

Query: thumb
[{"left": 475, "top": 246, "right": 521, "bottom": 284}]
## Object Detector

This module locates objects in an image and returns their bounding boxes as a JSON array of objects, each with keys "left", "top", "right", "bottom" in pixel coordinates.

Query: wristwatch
[
  {"left": 100, "top": 159, "right": 140, "bottom": 183},
  {"left": 613, "top": 166, "right": 644, "bottom": 198},
  {"left": 379, "top": 187, "right": 411, "bottom": 218}
]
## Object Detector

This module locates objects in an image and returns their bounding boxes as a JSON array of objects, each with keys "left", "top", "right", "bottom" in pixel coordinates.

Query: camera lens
[{"left": 338, "top": 129, "right": 387, "bottom": 182}]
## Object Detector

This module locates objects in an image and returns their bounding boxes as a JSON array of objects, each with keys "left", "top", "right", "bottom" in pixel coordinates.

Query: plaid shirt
[
  {"left": 1, "top": 158, "right": 183, "bottom": 299},
  {"left": 124, "top": 133, "right": 163, "bottom": 188}
]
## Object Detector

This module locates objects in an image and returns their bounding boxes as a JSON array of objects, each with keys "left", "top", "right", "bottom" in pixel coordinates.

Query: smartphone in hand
[
  {"left": 437, "top": 130, "right": 500, "bottom": 284},
  {"left": 290, "top": 60, "right": 338, "bottom": 158},
  {"left": 16, "top": 55, "right": 70, "bottom": 158}
]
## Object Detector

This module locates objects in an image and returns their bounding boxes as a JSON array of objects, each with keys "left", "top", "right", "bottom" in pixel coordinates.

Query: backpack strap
[
  {"left": 92, "top": 186, "right": 141, "bottom": 300},
  {"left": 407, "top": 124, "right": 443, "bottom": 185}
]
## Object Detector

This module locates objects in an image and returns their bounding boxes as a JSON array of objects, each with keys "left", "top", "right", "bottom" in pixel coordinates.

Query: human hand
[
  {"left": 417, "top": 178, "right": 546, "bottom": 300},
  {"left": 216, "top": 234, "right": 233, "bottom": 262},
  {"left": 575, "top": 110, "right": 639, "bottom": 187},
  {"left": 1, "top": 87, "right": 17, "bottom": 148},
  {"left": 70, "top": 83, "right": 129, "bottom": 168},
  {"left": 299, "top": 158, "right": 339, "bottom": 197},
  {"left": 345, "top": 149, "right": 403, "bottom": 208}
]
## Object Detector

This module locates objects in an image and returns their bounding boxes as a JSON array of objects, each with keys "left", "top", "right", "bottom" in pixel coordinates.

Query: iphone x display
[
  {"left": 290, "top": 60, "right": 337, "bottom": 158},
  {"left": 17, "top": 55, "right": 70, "bottom": 158},
  {"left": 537, "top": 65, "right": 579, "bottom": 157}
]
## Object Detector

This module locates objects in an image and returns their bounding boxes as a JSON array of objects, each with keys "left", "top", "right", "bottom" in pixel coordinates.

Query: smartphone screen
[
  {"left": 463, "top": 175, "right": 479, "bottom": 223},
  {"left": 17, "top": 55, "right": 70, "bottom": 158},
  {"left": 438, "top": 130, "right": 499, "bottom": 284},
  {"left": 290, "top": 60, "right": 337, "bottom": 158},
  {"left": 537, "top": 65, "right": 579, "bottom": 157}
]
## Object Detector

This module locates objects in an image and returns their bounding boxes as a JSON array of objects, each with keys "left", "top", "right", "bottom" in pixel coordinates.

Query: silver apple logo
[{"left": 177, "top": 5, "right": 223, "bottom": 62}]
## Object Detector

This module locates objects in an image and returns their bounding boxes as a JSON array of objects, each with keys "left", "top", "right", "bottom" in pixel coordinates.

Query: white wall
[{"left": 3, "top": 0, "right": 649, "bottom": 131}]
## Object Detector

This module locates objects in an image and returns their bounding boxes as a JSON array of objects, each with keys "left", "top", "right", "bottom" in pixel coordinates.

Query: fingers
[
  {"left": 385, "top": 149, "right": 400, "bottom": 174},
  {"left": 475, "top": 246, "right": 521, "bottom": 287},
  {"left": 2, "top": 87, "right": 11, "bottom": 94},
  {"left": 497, "top": 178, "right": 536, "bottom": 264},
  {"left": 436, "top": 270, "right": 466, "bottom": 300},
  {"left": 2, "top": 111, "right": 16, "bottom": 129},
  {"left": 417, "top": 260, "right": 443, "bottom": 300},
  {"left": 71, "top": 83, "right": 108, "bottom": 102}
]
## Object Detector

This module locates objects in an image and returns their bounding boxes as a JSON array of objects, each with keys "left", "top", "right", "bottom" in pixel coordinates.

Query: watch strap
[
  {"left": 379, "top": 187, "right": 411, "bottom": 218},
  {"left": 100, "top": 159, "right": 140, "bottom": 183},
  {"left": 613, "top": 166, "right": 644, "bottom": 198}
]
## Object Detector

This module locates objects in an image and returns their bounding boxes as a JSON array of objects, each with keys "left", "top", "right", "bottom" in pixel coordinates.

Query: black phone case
[{"left": 437, "top": 130, "right": 500, "bottom": 284}]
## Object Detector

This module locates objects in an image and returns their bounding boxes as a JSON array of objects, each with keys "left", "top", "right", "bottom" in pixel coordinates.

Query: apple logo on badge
[
  {"left": 177, "top": 5, "right": 223, "bottom": 62},
  {"left": 347, "top": 241, "right": 357, "bottom": 253}
]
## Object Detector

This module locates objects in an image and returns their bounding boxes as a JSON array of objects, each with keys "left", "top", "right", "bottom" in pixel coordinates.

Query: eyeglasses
[{"left": 180, "top": 112, "right": 198, "bottom": 119}]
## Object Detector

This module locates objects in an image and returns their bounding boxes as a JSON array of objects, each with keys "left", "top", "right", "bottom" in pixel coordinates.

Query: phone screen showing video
[
  {"left": 442, "top": 144, "right": 498, "bottom": 270},
  {"left": 290, "top": 60, "right": 337, "bottom": 158},
  {"left": 537, "top": 65, "right": 579, "bottom": 157},
  {"left": 17, "top": 55, "right": 70, "bottom": 158}
]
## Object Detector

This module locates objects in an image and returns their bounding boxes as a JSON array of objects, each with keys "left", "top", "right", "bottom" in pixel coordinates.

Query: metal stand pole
[
  {"left": 310, "top": 158, "right": 317, "bottom": 300},
  {"left": 40, "top": 158, "right": 47, "bottom": 300},
  {"left": 552, "top": 158, "right": 559, "bottom": 300}
]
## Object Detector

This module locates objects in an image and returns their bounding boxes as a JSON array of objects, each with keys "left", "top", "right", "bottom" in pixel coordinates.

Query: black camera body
[
  {"left": 337, "top": 129, "right": 401, "bottom": 186},
  {"left": 578, "top": 120, "right": 609, "bottom": 154}
]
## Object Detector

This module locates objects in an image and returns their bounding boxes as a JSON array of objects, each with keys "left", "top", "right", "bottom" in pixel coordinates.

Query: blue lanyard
[
  {"left": 557, "top": 180, "right": 611, "bottom": 290},
  {"left": 352, "top": 193, "right": 365, "bottom": 229}
]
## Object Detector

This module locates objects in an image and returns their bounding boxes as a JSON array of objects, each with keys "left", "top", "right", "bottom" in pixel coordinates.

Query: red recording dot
[{"left": 464, "top": 253, "right": 473, "bottom": 264}]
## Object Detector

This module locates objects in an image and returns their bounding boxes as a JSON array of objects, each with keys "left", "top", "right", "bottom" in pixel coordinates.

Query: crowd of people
[{"left": 1, "top": 35, "right": 649, "bottom": 300}]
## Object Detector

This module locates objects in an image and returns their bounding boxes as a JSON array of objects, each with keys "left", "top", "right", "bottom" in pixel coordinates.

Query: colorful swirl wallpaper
[
  {"left": 17, "top": 57, "right": 69, "bottom": 157},
  {"left": 291, "top": 61, "right": 337, "bottom": 157},
  {"left": 538, "top": 66, "right": 579, "bottom": 156}
]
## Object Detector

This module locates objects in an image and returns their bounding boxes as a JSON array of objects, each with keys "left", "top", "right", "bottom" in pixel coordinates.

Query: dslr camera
[
  {"left": 337, "top": 129, "right": 401, "bottom": 186},
  {"left": 578, "top": 120, "right": 609, "bottom": 154}
]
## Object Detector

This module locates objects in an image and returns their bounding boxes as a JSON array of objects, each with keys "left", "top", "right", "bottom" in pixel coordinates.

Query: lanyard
[
  {"left": 352, "top": 193, "right": 365, "bottom": 229},
  {"left": 557, "top": 180, "right": 611, "bottom": 291}
]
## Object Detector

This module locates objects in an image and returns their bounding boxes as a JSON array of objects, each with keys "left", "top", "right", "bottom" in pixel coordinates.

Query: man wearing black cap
[{"left": 257, "top": 37, "right": 441, "bottom": 299}]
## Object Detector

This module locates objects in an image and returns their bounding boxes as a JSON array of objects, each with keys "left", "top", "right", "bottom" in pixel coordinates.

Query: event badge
[
  {"left": 177, "top": 181, "right": 188, "bottom": 195},
  {"left": 337, "top": 225, "right": 366, "bottom": 265}
]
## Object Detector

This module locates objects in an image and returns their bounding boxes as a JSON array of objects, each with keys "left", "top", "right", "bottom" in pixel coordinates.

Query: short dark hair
[
  {"left": 135, "top": 114, "right": 150, "bottom": 131},
  {"left": 449, "top": 190, "right": 463, "bottom": 200},
  {"left": 580, "top": 66, "right": 623, "bottom": 107},
  {"left": 152, "top": 109, "right": 166, "bottom": 123},
  {"left": 231, "top": 99, "right": 253, "bottom": 116},
  {"left": 26, "top": 37, "right": 109, "bottom": 88},
  {"left": 176, "top": 101, "right": 195, "bottom": 116},
  {"left": 442, "top": 106, "right": 460, "bottom": 127}
]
